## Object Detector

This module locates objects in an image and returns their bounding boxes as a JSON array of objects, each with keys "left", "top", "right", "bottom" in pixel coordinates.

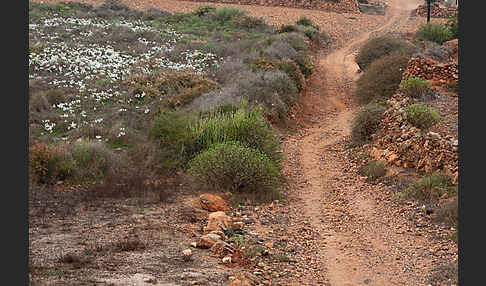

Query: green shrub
[
  {"left": 190, "top": 105, "right": 282, "bottom": 163},
  {"left": 396, "top": 172, "right": 455, "bottom": 203},
  {"left": 212, "top": 7, "right": 246, "bottom": 24},
  {"left": 236, "top": 70, "right": 299, "bottom": 120},
  {"left": 277, "top": 24, "right": 299, "bottom": 33},
  {"left": 296, "top": 16, "right": 314, "bottom": 27},
  {"left": 399, "top": 77, "right": 434, "bottom": 98},
  {"left": 350, "top": 103, "right": 386, "bottom": 146},
  {"left": 355, "top": 36, "right": 417, "bottom": 71},
  {"left": 194, "top": 5, "right": 216, "bottom": 17},
  {"left": 445, "top": 15, "right": 459, "bottom": 39},
  {"left": 149, "top": 111, "right": 198, "bottom": 169},
  {"left": 359, "top": 160, "right": 386, "bottom": 181},
  {"left": 415, "top": 23, "right": 453, "bottom": 44},
  {"left": 354, "top": 51, "right": 410, "bottom": 104},
  {"left": 187, "top": 142, "right": 281, "bottom": 203},
  {"left": 404, "top": 104, "right": 442, "bottom": 130}
]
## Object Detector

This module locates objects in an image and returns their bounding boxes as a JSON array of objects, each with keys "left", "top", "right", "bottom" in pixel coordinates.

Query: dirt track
[{"left": 280, "top": 0, "right": 455, "bottom": 284}]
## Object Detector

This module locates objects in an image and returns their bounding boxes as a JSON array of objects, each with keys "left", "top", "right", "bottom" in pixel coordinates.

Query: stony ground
[{"left": 29, "top": 0, "right": 458, "bottom": 285}]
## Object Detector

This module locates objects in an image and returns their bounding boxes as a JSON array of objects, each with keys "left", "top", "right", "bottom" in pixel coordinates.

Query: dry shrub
[
  {"left": 125, "top": 71, "right": 220, "bottom": 108},
  {"left": 355, "top": 36, "right": 417, "bottom": 71},
  {"left": 29, "top": 142, "right": 74, "bottom": 184},
  {"left": 359, "top": 160, "right": 386, "bottom": 181},
  {"left": 434, "top": 196, "right": 458, "bottom": 227},
  {"left": 69, "top": 139, "right": 121, "bottom": 182},
  {"left": 350, "top": 103, "right": 386, "bottom": 146},
  {"left": 354, "top": 51, "right": 411, "bottom": 104}
]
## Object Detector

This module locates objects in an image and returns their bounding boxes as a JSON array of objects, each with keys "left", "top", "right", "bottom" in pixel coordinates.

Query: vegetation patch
[
  {"left": 187, "top": 142, "right": 282, "bottom": 204},
  {"left": 359, "top": 160, "right": 386, "bottom": 181},
  {"left": 354, "top": 51, "right": 411, "bottom": 104},
  {"left": 350, "top": 103, "right": 386, "bottom": 146},
  {"left": 404, "top": 103, "right": 442, "bottom": 130},
  {"left": 395, "top": 172, "right": 456, "bottom": 204},
  {"left": 399, "top": 77, "right": 434, "bottom": 99},
  {"left": 355, "top": 36, "right": 417, "bottom": 71},
  {"left": 415, "top": 22, "right": 453, "bottom": 44}
]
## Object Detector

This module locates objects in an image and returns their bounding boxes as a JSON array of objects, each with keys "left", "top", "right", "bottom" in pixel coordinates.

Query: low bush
[
  {"left": 350, "top": 103, "right": 386, "bottom": 146},
  {"left": 434, "top": 196, "right": 458, "bottom": 227},
  {"left": 415, "top": 23, "right": 453, "bottom": 44},
  {"left": 396, "top": 172, "right": 456, "bottom": 203},
  {"left": 212, "top": 7, "right": 246, "bottom": 24},
  {"left": 187, "top": 142, "right": 281, "bottom": 203},
  {"left": 354, "top": 51, "right": 411, "bottom": 104},
  {"left": 296, "top": 16, "right": 314, "bottom": 27},
  {"left": 126, "top": 71, "right": 220, "bottom": 108},
  {"left": 149, "top": 111, "right": 198, "bottom": 169},
  {"left": 193, "top": 5, "right": 216, "bottom": 17},
  {"left": 190, "top": 105, "right": 282, "bottom": 163},
  {"left": 29, "top": 142, "right": 74, "bottom": 184},
  {"left": 277, "top": 24, "right": 299, "bottom": 34},
  {"left": 359, "top": 160, "right": 386, "bottom": 181},
  {"left": 404, "top": 103, "right": 442, "bottom": 130},
  {"left": 235, "top": 70, "right": 299, "bottom": 120},
  {"left": 399, "top": 77, "right": 434, "bottom": 98},
  {"left": 445, "top": 15, "right": 458, "bottom": 39},
  {"left": 69, "top": 139, "right": 121, "bottom": 182},
  {"left": 355, "top": 36, "right": 417, "bottom": 71}
]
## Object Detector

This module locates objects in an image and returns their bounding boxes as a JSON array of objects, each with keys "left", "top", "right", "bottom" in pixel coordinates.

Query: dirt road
[{"left": 281, "top": 0, "right": 445, "bottom": 285}]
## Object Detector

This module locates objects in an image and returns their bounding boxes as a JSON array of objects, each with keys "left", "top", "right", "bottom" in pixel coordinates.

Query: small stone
[
  {"left": 183, "top": 249, "right": 193, "bottom": 261},
  {"left": 222, "top": 256, "right": 232, "bottom": 263}
]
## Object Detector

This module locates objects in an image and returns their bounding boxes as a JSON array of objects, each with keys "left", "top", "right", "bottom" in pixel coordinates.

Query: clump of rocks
[{"left": 369, "top": 93, "right": 458, "bottom": 184}]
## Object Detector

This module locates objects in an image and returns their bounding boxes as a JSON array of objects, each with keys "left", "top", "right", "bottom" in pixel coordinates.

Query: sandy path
[{"left": 282, "top": 0, "right": 440, "bottom": 285}]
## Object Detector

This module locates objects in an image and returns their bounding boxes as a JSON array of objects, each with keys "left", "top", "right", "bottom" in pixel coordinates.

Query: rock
[
  {"left": 233, "top": 221, "right": 244, "bottom": 229},
  {"left": 204, "top": 211, "right": 233, "bottom": 234},
  {"left": 178, "top": 205, "right": 208, "bottom": 223},
  {"left": 183, "top": 249, "right": 193, "bottom": 261},
  {"left": 387, "top": 153, "right": 399, "bottom": 163},
  {"left": 208, "top": 230, "right": 226, "bottom": 240},
  {"left": 222, "top": 256, "right": 232, "bottom": 263},
  {"left": 196, "top": 233, "right": 222, "bottom": 249},
  {"left": 210, "top": 240, "right": 234, "bottom": 258},
  {"left": 199, "top": 193, "right": 230, "bottom": 212}
]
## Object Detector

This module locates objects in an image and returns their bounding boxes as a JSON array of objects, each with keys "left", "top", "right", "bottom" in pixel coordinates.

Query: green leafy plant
[{"left": 404, "top": 104, "right": 442, "bottom": 130}]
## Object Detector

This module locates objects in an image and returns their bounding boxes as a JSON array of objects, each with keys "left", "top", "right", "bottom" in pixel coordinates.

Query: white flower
[{"left": 68, "top": 122, "right": 77, "bottom": 130}]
